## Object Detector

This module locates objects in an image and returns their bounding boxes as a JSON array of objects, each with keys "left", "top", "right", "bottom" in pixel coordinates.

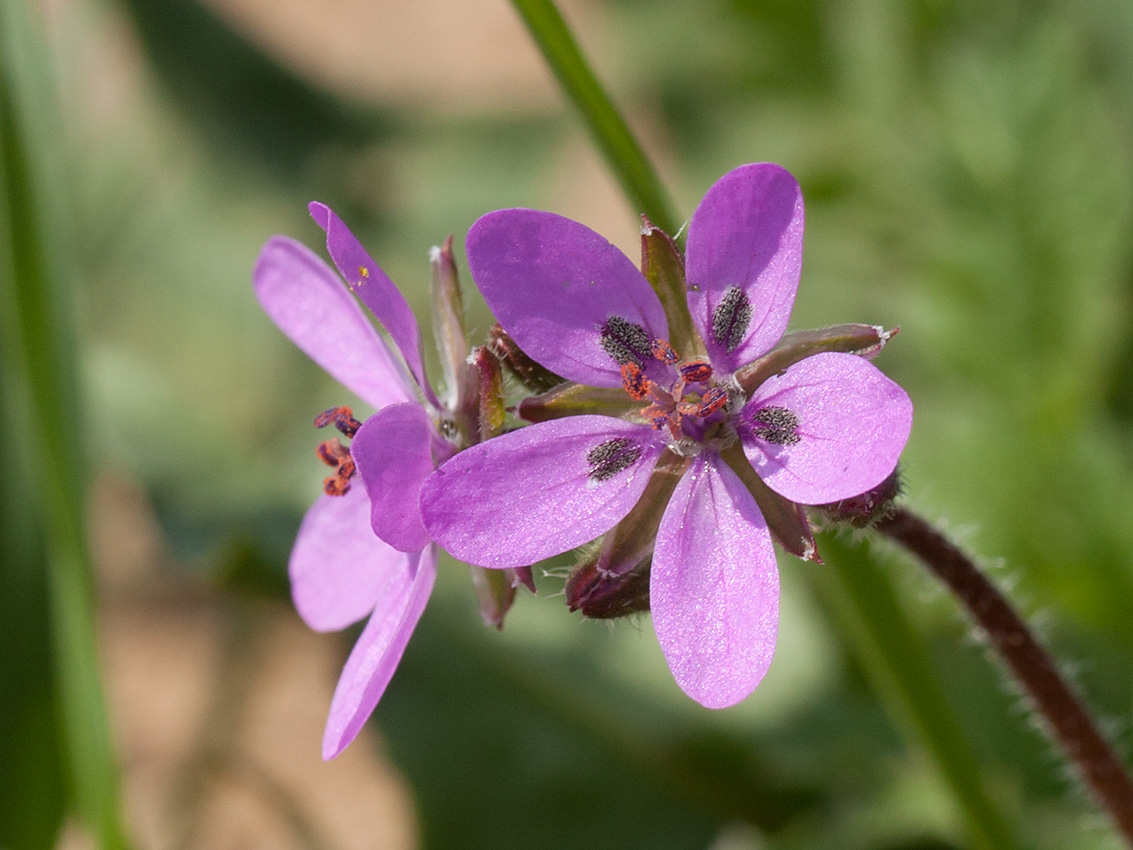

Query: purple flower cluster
[{"left": 253, "top": 163, "right": 912, "bottom": 756}]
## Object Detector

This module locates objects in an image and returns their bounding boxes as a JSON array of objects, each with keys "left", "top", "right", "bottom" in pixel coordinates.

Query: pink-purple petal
[
  {"left": 420, "top": 416, "right": 663, "bottom": 568},
  {"left": 651, "top": 455, "right": 779, "bottom": 709},
  {"left": 253, "top": 236, "right": 413, "bottom": 411},
  {"left": 741, "top": 351, "right": 913, "bottom": 504},
  {"left": 309, "top": 202, "right": 440, "bottom": 408},
  {"left": 467, "top": 209, "right": 668, "bottom": 387},
  {"left": 289, "top": 487, "right": 406, "bottom": 632},
  {"left": 352, "top": 402, "right": 439, "bottom": 553},
  {"left": 685, "top": 163, "right": 805, "bottom": 372},
  {"left": 322, "top": 545, "right": 437, "bottom": 760}
]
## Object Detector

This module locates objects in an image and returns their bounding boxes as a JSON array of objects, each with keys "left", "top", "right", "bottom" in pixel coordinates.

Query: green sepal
[
  {"left": 430, "top": 237, "right": 482, "bottom": 446},
  {"left": 641, "top": 218, "right": 702, "bottom": 359},
  {"left": 735, "top": 324, "right": 894, "bottom": 395},
  {"left": 468, "top": 565, "right": 517, "bottom": 630},
  {"left": 430, "top": 235, "right": 468, "bottom": 407},
  {"left": 489, "top": 323, "right": 564, "bottom": 394},
  {"left": 719, "top": 442, "right": 820, "bottom": 563},
  {"left": 517, "top": 381, "right": 637, "bottom": 423},
  {"left": 473, "top": 346, "right": 506, "bottom": 441}
]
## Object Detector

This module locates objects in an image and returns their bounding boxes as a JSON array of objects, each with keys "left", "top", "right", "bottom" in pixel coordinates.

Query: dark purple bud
[
  {"left": 814, "top": 467, "right": 903, "bottom": 528},
  {"left": 565, "top": 552, "right": 652, "bottom": 619}
]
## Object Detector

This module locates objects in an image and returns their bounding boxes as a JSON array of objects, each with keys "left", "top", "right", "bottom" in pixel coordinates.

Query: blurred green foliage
[
  {"left": 2, "top": 2, "right": 127, "bottom": 847},
  {"left": 4, "top": 0, "right": 1133, "bottom": 846}
]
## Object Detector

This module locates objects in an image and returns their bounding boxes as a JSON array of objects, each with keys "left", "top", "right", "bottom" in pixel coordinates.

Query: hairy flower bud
[
  {"left": 489, "top": 323, "right": 564, "bottom": 393},
  {"left": 814, "top": 467, "right": 903, "bottom": 528},
  {"left": 565, "top": 552, "right": 652, "bottom": 619}
]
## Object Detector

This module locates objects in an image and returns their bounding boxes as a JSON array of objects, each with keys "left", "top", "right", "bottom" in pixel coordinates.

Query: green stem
[
  {"left": 508, "top": 0, "right": 680, "bottom": 235},
  {"left": 876, "top": 507, "right": 1133, "bottom": 847},
  {"left": 1, "top": 3, "right": 130, "bottom": 847},
  {"left": 816, "top": 533, "right": 1019, "bottom": 850}
]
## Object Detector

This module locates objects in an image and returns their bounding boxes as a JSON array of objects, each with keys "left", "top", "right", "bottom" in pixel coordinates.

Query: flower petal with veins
[
  {"left": 309, "top": 202, "right": 440, "bottom": 408},
  {"left": 352, "top": 402, "right": 444, "bottom": 553},
  {"left": 686, "top": 163, "right": 805, "bottom": 373},
  {"left": 322, "top": 546, "right": 437, "bottom": 759},
  {"left": 468, "top": 209, "right": 669, "bottom": 387},
  {"left": 253, "top": 236, "right": 413, "bottom": 411},
  {"left": 289, "top": 487, "right": 406, "bottom": 632},
  {"left": 741, "top": 351, "right": 913, "bottom": 505},
  {"left": 651, "top": 456, "right": 779, "bottom": 708},
  {"left": 421, "top": 416, "right": 663, "bottom": 568}
]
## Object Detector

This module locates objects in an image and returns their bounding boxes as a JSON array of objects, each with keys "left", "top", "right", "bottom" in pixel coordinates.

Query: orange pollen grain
[
  {"left": 620, "top": 363, "right": 649, "bottom": 400},
  {"left": 651, "top": 338, "right": 678, "bottom": 365},
  {"left": 679, "top": 361, "right": 713, "bottom": 383}
]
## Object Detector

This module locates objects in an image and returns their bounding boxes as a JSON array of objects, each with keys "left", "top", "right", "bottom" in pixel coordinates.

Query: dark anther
[
  {"left": 599, "top": 316, "right": 653, "bottom": 366},
  {"left": 679, "top": 361, "right": 713, "bottom": 383},
  {"left": 586, "top": 437, "right": 643, "bottom": 482},
  {"left": 322, "top": 454, "right": 356, "bottom": 497},
  {"left": 696, "top": 387, "right": 729, "bottom": 417},
  {"left": 750, "top": 405, "right": 801, "bottom": 445},
  {"left": 711, "top": 286, "right": 753, "bottom": 354},
  {"left": 643, "top": 405, "right": 671, "bottom": 431},
  {"left": 651, "top": 338, "right": 678, "bottom": 365},
  {"left": 621, "top": 363, "right": 648, "bottom": 400},
  {"left": 317, "top": 438, "right": 350, "bottom": 467},
  {"left": 314, "top": 406, "right": 362, "bottom": 438},
  {"left": 316, "top": 436, "right": 356, "bottom": 496}
]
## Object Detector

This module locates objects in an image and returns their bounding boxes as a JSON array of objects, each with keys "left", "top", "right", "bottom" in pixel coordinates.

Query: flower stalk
[
  {"left": 876, "top": 506, "right": 1133, "bottom": 847},
  {"left": 508, "top": 0, "right": 679, "bottom": 235}
]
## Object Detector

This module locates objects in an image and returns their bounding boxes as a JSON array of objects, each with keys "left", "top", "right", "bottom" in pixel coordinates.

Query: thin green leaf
[
  {"left": 0, "top": 3, "right": 130, "bottom": 848},
  {"left": 0, "top": 161, "right": 66, "bottom": 850},
  {"left": 509, "top": 0, "right": 680, "bottom": 235}
]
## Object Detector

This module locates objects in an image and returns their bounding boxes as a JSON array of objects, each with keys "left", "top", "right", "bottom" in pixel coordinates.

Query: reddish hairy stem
[{"left": 875, "top": 507, "right": 1133, "bottom": 846}]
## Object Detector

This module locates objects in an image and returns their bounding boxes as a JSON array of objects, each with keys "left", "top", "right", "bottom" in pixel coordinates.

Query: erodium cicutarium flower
[
  {"left": 254, "top": 203, "right": 468, "bottom": 758},
  {"left": 420, "top": 163, "right": 913, "bottom": 708}
]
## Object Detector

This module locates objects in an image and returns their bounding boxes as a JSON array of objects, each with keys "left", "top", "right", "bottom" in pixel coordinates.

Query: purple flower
[
  {"left": 420, "top": 163, "right": 913, "bottom": 708},
  {"left": 253, "top": 203, "right": 457, "bottom": 758}
]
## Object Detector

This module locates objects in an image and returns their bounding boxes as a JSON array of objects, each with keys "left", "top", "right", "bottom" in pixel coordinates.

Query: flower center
[
  {"left": 314, "top": 405, "right": 362, "bottom": 496},
  {"left": 619, "top": 339, "right": 740, "bottom": 452}
]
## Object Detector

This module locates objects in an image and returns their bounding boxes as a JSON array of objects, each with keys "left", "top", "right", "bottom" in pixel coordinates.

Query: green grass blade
[
  {"left": 815, "top": 533, "right": 1019, "bottom": 850},
  {"left": 0, "top": 3, "right": 130, "bottom": 848},
  {"left": 0, "top": 169, "right": 66, "bottom": 850},
  {"left": 509, "top": 0, "right": 680, "bottom": 235}
]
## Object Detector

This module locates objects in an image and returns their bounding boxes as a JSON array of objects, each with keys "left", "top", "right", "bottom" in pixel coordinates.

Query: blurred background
[{"left": 3, "top": 0, "right": 1133, "bottom": 848}]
